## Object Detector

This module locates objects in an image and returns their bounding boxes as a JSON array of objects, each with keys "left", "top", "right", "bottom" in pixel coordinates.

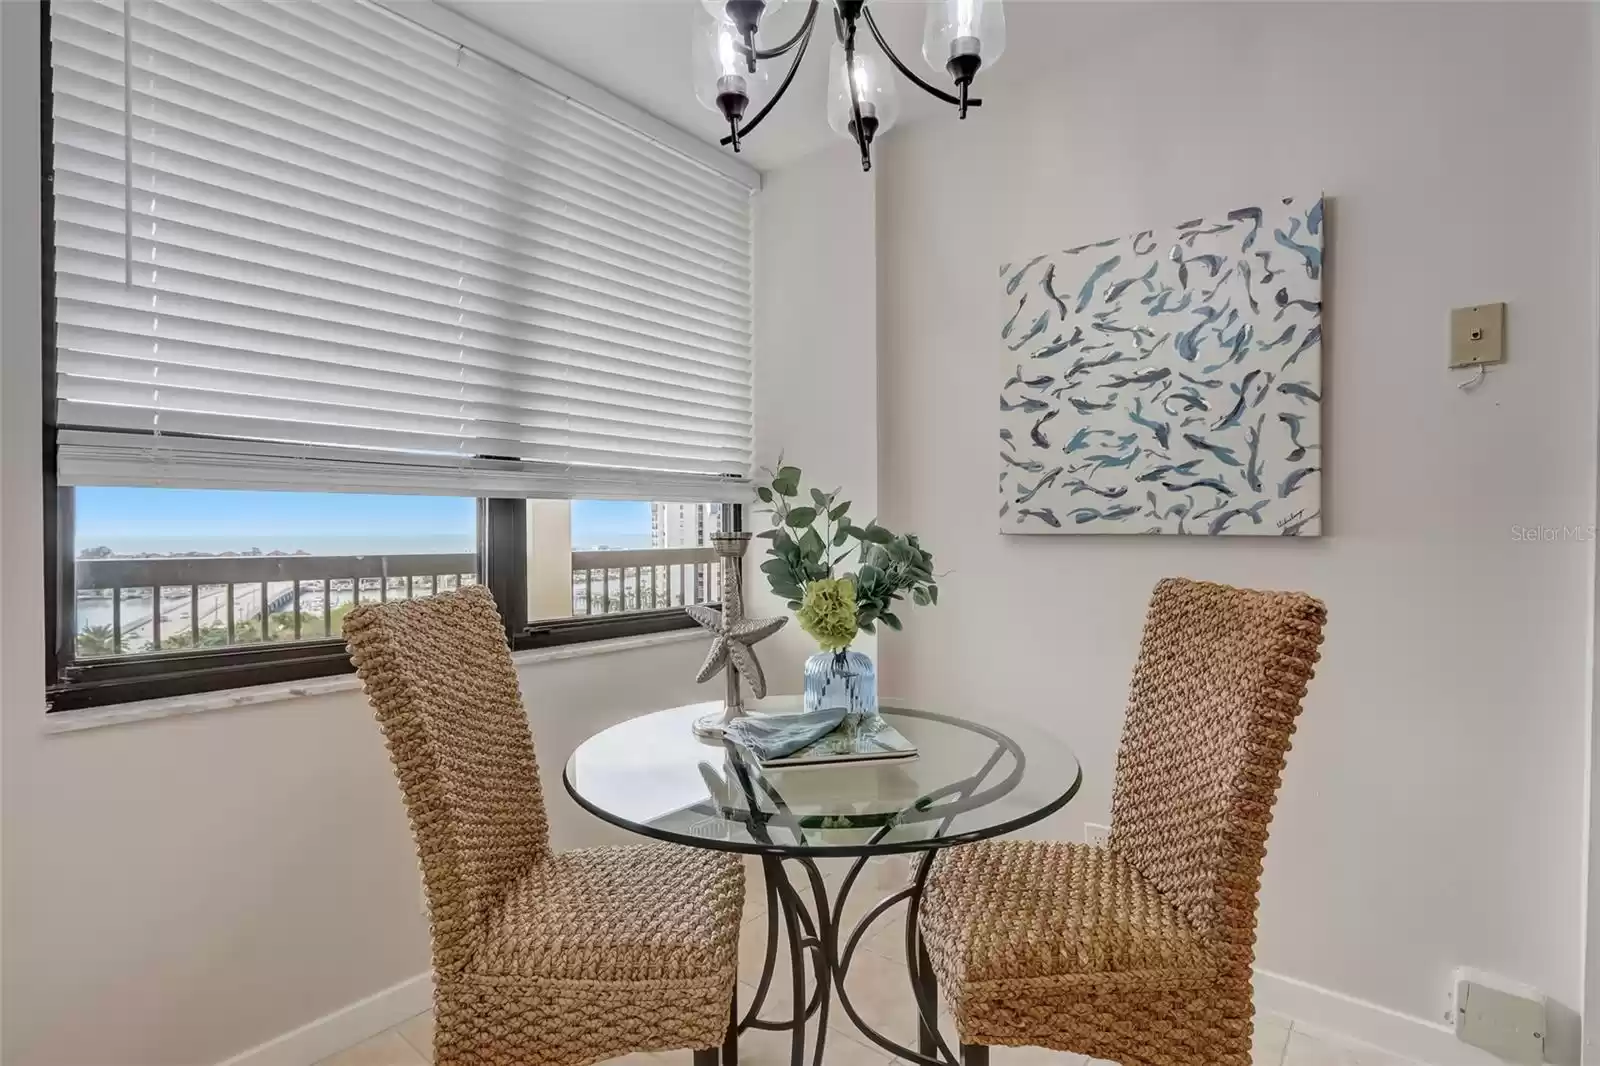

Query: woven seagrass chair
[
  {"left": 346, "top": 584, "right": 744, "bottom": 1066},
  {"left": 916, "top": 577, "right": 1326, "bottom": 1066}
]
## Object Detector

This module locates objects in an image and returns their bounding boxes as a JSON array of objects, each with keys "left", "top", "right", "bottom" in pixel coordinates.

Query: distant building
[{"left": 651, "top": 503, "right": 723, "bottom": 602}]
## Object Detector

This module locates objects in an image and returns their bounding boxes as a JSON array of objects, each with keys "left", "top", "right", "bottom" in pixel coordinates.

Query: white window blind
[{"left": 50, "top": 0, "right": 755, "bottom": 501}]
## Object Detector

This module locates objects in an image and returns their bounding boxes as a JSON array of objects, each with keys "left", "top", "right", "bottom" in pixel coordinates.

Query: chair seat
[
  {"left": 920, "top": 840, "right": 1214, "bottom": 991},
  {"left": 472, "top": 843, "right": 744, "bottom": 984}
]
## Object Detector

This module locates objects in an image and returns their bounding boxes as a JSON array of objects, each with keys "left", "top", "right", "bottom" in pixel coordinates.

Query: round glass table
[{"left": 563, "top": 697, "right": 1083, "bottom": 1066}]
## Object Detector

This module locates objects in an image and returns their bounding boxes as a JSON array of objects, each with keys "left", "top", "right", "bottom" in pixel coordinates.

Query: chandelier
[{"left": 694, "top": 0, "right": 1006, "bottom": 171}]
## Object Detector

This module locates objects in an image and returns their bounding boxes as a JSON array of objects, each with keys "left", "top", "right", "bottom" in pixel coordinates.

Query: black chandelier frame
[{"left": 719, "top": 0, "right": 983, "bottom": 172}]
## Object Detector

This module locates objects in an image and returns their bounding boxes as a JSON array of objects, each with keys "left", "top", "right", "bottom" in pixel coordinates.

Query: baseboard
[
  {"left": 215, "top": 972, "right": 433, "bottom": 1066},
  {"left": 1255, "top": 967, "right": 1503, "bottom": 1066}
]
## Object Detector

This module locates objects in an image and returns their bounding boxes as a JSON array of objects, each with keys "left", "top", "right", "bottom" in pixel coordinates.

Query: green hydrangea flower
[{"left": 796, "top": 576, "right": 857, "bottom": 651}]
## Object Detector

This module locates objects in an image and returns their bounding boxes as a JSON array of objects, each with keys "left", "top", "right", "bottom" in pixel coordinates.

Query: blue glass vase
[{"left": 802, "top": 648, "right": 877, "bottom": 716}]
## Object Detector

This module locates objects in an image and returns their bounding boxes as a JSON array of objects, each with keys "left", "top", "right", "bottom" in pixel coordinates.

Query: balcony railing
[
  {"left": 74, "top": 553, "right": 478, "bottom": 657},
  {"left": 74, "top": 546, "right": 723, "bottom": 657},
  {"left": 569, "top": 547, "right": 722, "bottom": 616}
]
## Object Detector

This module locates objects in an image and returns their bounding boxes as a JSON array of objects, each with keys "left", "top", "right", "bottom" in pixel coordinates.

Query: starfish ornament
[{"left": 687, "top": 533, "right": 786, "bottom": 713}]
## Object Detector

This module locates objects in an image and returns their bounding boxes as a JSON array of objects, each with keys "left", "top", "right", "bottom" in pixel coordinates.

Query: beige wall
[
  {"left": 748, "top": 143, "right": 880, "bottom": 678},
  {"left": 874, "top": 0, "right": 1592, "bottom": 1040},
  {"left": 0, "top": 5, "right": 718, "bottom": 1062}
]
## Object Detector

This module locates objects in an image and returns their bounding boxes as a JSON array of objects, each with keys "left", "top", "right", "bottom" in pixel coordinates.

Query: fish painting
[{"left": 1000, "top": 194, "right": 1322, "bottom": 535}]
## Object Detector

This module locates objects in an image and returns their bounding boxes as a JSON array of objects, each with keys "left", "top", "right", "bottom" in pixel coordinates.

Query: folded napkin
[{"left": 723, "top": 708, "right": 848, "bottom": 761}]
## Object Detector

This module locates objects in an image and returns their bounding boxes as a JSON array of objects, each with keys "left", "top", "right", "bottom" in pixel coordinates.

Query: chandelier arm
[
  {"left": 860, "top": 6, "right": 982, "bottom": 110},
  {"left": 754, "top": 0, "right": 820, "bottom": 60},
  {"left": 842, "top": 14, "right": 871, "bottom": 171},
  {"left": 718, "top": 4, "right": 818, "bottom": 147}
]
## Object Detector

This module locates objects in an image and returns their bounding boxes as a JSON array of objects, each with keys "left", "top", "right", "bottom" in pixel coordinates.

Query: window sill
[{"left": 41, "top": 627, "right": 707, "bottom": 735}]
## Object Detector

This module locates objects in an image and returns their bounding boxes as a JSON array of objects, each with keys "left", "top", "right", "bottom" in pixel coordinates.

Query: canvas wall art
[{"left": 998, "top": 195, "right": 1324, "bottom": 536}]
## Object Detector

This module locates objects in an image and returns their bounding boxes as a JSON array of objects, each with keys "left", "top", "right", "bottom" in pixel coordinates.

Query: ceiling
[{"left": 438, "top": 0, "right": 950, "bottom": 171}]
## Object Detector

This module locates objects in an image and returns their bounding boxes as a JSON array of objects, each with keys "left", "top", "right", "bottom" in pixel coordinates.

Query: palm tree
[{"left": 76, "top": 624, "right": 117, "bottom": 658}]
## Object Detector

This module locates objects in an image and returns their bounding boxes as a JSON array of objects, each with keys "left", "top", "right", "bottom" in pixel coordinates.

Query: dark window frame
[{"left": 38, "top": 8, "right": 738, "bottom": 713}]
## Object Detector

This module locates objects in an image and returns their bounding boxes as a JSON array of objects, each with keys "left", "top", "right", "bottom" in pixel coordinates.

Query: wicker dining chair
[
  {"left": 916, "top": 577, "right": 1327, "bottom": 1066},
  {"left": 346, "top": 584, "right": 744, "bottom": 1066}
]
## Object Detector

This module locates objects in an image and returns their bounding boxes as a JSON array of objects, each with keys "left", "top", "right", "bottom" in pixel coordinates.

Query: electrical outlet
[{"left": 1084, "top": 822, "right": 1110, "bottom": 847}]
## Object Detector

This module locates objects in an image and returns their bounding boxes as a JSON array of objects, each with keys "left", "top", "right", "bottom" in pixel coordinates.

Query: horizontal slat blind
[{"left": 51, "top": 0, "right": 755, "bottom": 498}]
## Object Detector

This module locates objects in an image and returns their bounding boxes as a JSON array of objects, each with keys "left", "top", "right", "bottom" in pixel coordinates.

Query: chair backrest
[
  {"left": 1107, "top": 577, "right": 1325, "bottom": 976},
  {"left": 345, "top": 584, "right": 549, "bottom": 975}
]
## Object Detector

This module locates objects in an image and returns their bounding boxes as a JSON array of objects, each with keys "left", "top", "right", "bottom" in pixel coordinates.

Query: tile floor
[{"left": 318, "top": 859, "right": 1421, "bottom": 1066}]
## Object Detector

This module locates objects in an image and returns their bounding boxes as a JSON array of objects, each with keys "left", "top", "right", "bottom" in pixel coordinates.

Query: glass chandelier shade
[
  {"left": 694, "top": 12, "right": 769, "bottom": 114},
  {"left": 826, "top": 43, "right": 898, "bottom": 143},
  {"left": 921, "top": 0, "right": 1006, "bottom": 82}
]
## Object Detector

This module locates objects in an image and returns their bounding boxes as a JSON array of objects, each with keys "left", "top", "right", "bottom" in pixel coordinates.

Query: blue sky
[{"left": 74, "top": 488, "right": 652, "bottom": 554}]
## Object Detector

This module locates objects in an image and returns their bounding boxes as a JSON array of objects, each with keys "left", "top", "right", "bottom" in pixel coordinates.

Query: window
[
  {"left": 42, "top": 1, "right": 755, "bottom": 711},
  {"left": 531, "top": 500, "right": 728, "bottom": 622},
  {"left": 71, "top": 487, "right": 478, "bottom": 658}
]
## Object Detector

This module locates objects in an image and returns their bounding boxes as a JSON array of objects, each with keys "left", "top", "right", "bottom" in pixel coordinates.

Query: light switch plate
[{"left": 1450, "top": 303, "right": 1506, "bottom": 368}]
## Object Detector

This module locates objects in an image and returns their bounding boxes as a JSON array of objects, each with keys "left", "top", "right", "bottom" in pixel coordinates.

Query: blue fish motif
[
  {"left": 1137, "top": 460, "right": 1203, "bottom": 482},
  {"left": 1103, "top": 367, "right": 1171, "bottom": 389},
  {"left": 1030, "top": 409, "right": 1058, "bottom": 449},
  {"left": 1237, "top": 259, "right": 1259, "bottom": 314},
  {"left": 1274, "top": 286, "right": 1321, "bottom": 321},
  {"left": 1001, "top": 295, "right": 1028, "bottom": 339},
  {"left": 1063, "top": 427, "right": 1117, "bottom": 453},
  {"left": 1228, "top": 206, "right": 1264, "bottom": 251},
  {"left": 1163, "top": 387, "right": 1209, "bottom": 414},
  {"left": 1278, "top": 412, "right": 1317, "bottom": 462},
  {"left": 1164, "top": 477, "right": 1235, "bottom": 497},
  {"left": 999, "top": 428, "right": 1015, "bottom": 451},
  {"left": 1008, "top": 311, "right": 1050, "bottom": 351},
  {"left": 1069, "top": 395, "right": 1118, "bottom": 414},
  {"left": 1281, "top": 325, "right": 1322, "bottom": 370},
  {"left": 1244, "top": 414, "right": 1266, "bottom": 493},
  {"left": 1207, "top": 499, "right": 1269, "bottom": 534},
  {"left": 1006, "top": 255, "right": 1046, "bottom": 295},
  {"left": 1074, "top": 256, "right": 1123, "bottom": 314},
  {"left": 1306, "top": 198, "right": 1324, "bottom": 236},
  {"left": 1017, "top": 507, "right": 1060, "bottom": 528},
  {"left": 1213, "top": 370, "right": 1261, "bottom": 431},
  {"left": 1066, "top": 504, "right": 1140, "bottom": 524},
  {"left": 1000, "top": 451, "right": 1045, "bottom": 472},
  {"left": 1029, "top": 337, "right": 1074, "bottom": 361},
  {"left": 1274, "top": 218, "right": 1321, "bottom": 280},
  {"left": 1278, "top": 465, "right": 1320, "bottom": 498},
  {"left": 1061, "top": 350, "right": 1130, "bottom": 380},
  {"left": 1174, "top": 321, "right": 1206, "bottom": 362},
  {"left": 1178, "top": 223, "right": 1234, "bottom": 247},
  {"left": 1131, "top": 230, "right": 1157, "bottom": 256},
  {"left": 1004, "top": 365, "right": 1054, "bottom": 390},
  {"left": 1065, "top": 478, "right": 1128, "bottom": 499},
  {"left": 1015, "top": 467, "right": 1062, "bottom": 503},
  {"left": 1001, "top": 396, "right": 1051, "bottom": 413},
  {"left": 1085, "top": 447, "right": 1142, "bottom": 476},
  {"left": 1040, "top": 263, "right": 1069, "bottom": 319},
  {"left": 1063, "top": 237, "right": 1121, "bottom": 255},
  {"left": 1129, "top": 397, "right": 1171, "bottom": 449},
  {"left": 1179, "top": 372, "right": 1223, "bottom": 389},
  {"left": 1258, "top": 324, "right": 1297, "bottom": 350},
  {"left": 1144, "top": 289, "right": 1193, "bottom": 315},
  {"left": 1107, "top": 262, "right": 1160, "bottom": 303},
  {"left": 1277, "top": 381, "right": 1321, "bottom": 405},
  {"left": 1182, "top": 432, "right": 1243, "bottom": 467}
]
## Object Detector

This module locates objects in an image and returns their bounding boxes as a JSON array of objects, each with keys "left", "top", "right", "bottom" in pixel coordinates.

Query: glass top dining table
[
  {"left": 563, "top": 696, "right": 1083, "bottom": 1066},
  {"left": 562, "top": 696, "right": 1083, "bottom": 858}
]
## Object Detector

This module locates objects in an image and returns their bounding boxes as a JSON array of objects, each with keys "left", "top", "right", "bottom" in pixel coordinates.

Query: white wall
[
  {"left": 875, "top": 0, "right": 1593, "bottom": 1051},
  {"left": 0, "top": 5, "right": 720, "bottom": 1063},
  {"left": 749, "top": 144, "right": 879, "bottom": 678}
]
